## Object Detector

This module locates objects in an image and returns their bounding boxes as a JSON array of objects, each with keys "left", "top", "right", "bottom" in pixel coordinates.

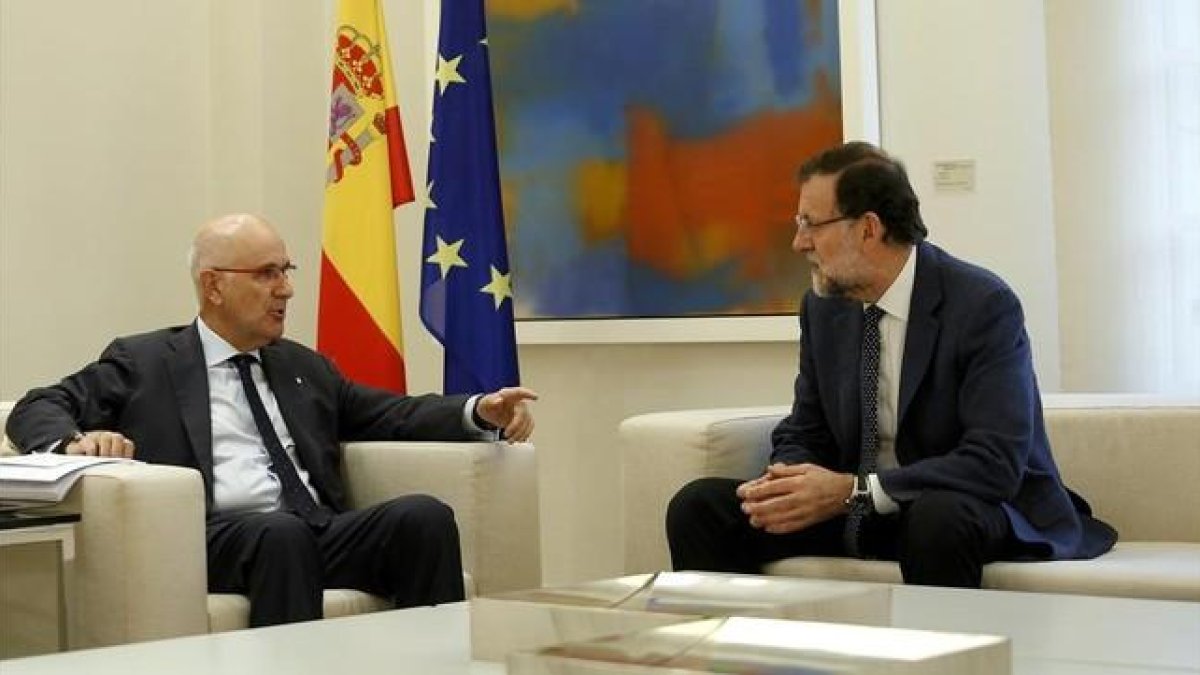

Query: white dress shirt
[
  {"left": 865, "top": 247, "right": 917, "bottom": 515},
  {"left": 197, "top": 318, "right": 318, "bottom": 514},
  {"left": 196, "top": 318, "right": 489, "bottom": 514}
]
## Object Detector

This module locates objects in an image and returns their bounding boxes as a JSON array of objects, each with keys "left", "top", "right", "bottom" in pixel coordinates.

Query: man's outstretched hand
[{"left": 475, "top": 387, "right": 539, "bottom": 442}]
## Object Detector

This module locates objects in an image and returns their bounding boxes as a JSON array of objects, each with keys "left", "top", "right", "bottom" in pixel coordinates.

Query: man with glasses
[
  {"left": 6, "top": 213, "right": 538, "bottom": 626},
  {"left": 667, "top": 142, "right": 1115, "bottom": 588}
]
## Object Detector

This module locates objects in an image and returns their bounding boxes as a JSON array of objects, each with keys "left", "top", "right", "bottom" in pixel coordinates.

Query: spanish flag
[{"left": 318, "top": 0, "right": 413, "bottom": 393}]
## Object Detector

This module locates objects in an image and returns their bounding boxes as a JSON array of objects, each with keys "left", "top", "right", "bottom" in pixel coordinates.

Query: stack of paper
[{"left": 0, "top": 454, "right": 137, "bottom": 502}]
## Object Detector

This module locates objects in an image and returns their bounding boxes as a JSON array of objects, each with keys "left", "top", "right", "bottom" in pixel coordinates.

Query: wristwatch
[{"left": 844, "top": 473, "right": 874, "bottom": 511}]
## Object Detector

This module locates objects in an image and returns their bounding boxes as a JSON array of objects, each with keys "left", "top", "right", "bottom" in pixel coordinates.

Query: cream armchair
[{"left": 0, "top": 402, "right": 540, "bottom": 656}]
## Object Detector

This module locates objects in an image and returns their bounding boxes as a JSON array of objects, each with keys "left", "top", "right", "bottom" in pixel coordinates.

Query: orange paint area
[{"left": 623, "top": 76, "right": 841, "bottom": 282}]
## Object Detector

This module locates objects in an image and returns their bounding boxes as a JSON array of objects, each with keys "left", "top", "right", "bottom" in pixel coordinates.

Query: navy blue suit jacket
[
  {"left": 5, "top": 323, "right": 474, "bottom": 513},
  {"left": 772, "top": 242, "right": 1116, "bottom": 560}
]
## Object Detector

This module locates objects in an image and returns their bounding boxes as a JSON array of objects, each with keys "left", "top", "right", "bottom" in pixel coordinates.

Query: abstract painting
[{"left": 487, "top": 0, "right": 843, "bottom": 320}]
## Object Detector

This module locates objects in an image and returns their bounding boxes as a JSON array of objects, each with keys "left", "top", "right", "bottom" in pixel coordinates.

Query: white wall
[
  {"left": 1046, "top": 0, "right": 1200, "bottom": 395},
  {"left": 0, "top": 0, "right": 1135, "bottom": 587},
  {"left": 523, "top": 341, "right": 799, "bottom": 583},
  {"left": 875, "top": 0, "right": 1062, "bottom": 390},
  {"left": 1, "top": 0, "right": 211, "bottom": 388}
]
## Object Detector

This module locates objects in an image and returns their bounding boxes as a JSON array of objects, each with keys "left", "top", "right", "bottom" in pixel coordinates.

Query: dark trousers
[
  {"left": 666, "top": 477, "right": 1012, "bottom": 588},
  {"left": 206, "top": 494, "right": 466, "bottom": 627}
]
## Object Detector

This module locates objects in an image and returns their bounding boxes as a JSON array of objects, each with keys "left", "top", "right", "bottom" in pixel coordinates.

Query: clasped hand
[
  {"left": 736, "top": 463, "right": 854, "bottom": 534},
  {"left": 474, "top": 386, "right": 539, "bottom": 442}
]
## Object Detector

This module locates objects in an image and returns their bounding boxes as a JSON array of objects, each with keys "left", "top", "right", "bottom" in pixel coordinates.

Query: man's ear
[
  {"left": 860, "top": 211, "right": 884, "bottom": 243},
  {"left": 200, "top": 270, "right": 224, "bottom": 305}
]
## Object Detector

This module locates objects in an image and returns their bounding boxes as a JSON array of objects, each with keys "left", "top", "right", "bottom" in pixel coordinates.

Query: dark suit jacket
[
  {"left": 772, "top": 242, "right": 1116, "bottom": 560},
  {"left": 5, "top": 323, "right": 475, "bottom": 513}
]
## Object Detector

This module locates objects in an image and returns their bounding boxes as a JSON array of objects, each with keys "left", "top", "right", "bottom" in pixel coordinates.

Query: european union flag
[{"left": 419, "top": 0, "right": 519, "bottom": 395}]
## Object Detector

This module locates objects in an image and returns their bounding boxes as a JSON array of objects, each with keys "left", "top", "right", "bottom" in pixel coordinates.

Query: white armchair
[{"left": 0, "top": 402, "right": 540, "bottom": 656}]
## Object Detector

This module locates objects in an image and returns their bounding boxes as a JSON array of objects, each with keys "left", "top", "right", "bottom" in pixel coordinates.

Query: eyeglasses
[
  {"left": 794, "top": 213, "right": 856, "bottom": 234},
  {"left": 209, "top": 263, "right": 296, "bottom": 284}
]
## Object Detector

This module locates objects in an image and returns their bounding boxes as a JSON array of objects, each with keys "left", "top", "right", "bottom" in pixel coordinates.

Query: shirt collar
[
  {"left": 868, "top": 246, "right": 916, "bottom": 322},
  {"left": 196, "top": 317, "right": 261, "bottom": 368}
]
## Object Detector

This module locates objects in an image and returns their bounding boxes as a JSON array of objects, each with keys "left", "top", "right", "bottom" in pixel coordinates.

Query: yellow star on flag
[
  {"left": 424, "top": 181, "right": 438, "bottom": 210},
  {"left": 480, "top": 265, "right": 513, "bottom": 309},
  {"left": 435, "top": 54, "right": 467, "bottom": 96},
  {"left": 426, "top": 236, "right": 467, "bottom": 279}
]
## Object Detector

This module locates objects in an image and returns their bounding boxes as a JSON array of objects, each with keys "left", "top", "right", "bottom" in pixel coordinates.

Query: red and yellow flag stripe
[{"left": 317, "top": 0, "right": 413, "bottom": 393}]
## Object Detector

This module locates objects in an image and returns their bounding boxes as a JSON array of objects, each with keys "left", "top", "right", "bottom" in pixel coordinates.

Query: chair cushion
[
  {"left": 206, "top": 594, "right": 250, "bottom": 634},
  {"left": 205, "top": 571, "right": 476, "bottom": 633},
  {"left": 764, "top": 542, "right": 1200, "bottom": 601},
  {"left": 979, "top": 542, "right": 1200, "bottom": 600},
  {"left": 764, "top": 557, "right": 904, "bottom": 585},
  {"left": 207, "top": 590, "right": 391, "bottom": 634},
  {"left": 323, "top": 590, "right": 392, "bottom": 619}
]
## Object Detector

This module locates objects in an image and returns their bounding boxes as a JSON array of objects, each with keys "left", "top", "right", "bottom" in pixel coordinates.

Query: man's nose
[{"left": 792, "top": 229, "right": 813, "bottom": 254}]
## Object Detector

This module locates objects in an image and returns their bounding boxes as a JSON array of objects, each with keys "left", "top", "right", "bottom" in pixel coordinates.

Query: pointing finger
[{"left": 497, "top": 387, "right": 539, "bottom": 403}]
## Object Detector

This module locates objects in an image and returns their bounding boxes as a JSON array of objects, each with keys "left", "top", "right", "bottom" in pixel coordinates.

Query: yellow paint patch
[
  {"left": 574, "top": 159, "right": 627, "bottom": 243},
  {"left": 692, "top": 221, "right": 736, "bottom": 276}
]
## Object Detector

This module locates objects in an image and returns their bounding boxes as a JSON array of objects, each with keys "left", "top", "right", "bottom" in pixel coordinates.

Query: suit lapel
[
  {"left": 830, "top": 301, "right": 863, "bottom": 454},
  {"left": 898, "top": 243, "right": 942, "bottom": 427},
  {"left": 259, "top": 345, "right": 318, "bottom": 472},
  {"left": 167, "top": 325, "right": 214, "bottom": 489}
]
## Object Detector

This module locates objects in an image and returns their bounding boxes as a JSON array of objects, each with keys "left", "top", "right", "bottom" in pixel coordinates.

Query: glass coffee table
[
  {"left": 2, "top": 576, "right": 1197, "bottom": 674},
  {"left": 476, "top": 573, "right": 1199, "bottom": 674}
]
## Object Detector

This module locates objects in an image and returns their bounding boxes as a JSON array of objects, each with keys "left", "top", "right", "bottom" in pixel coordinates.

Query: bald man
[{"left": 6, "top": 213, "right": 538, "bottom": 627}]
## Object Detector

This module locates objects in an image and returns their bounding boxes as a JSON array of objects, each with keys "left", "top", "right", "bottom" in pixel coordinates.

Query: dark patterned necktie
[
  {"left": 844, "top": 304, "right": 885, "bottom": 558},
  {"left": 230, "top": 354, "right": 331, "bottom": 528}
]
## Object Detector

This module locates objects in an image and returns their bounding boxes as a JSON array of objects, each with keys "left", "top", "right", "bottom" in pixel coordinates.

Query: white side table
[{"left": 0, "top": 509, "right": 80, "bottom": 651}]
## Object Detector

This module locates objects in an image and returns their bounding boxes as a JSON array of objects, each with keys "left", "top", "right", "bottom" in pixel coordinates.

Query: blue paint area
[
  {"left": 527, "top": 240, "right": 761, "bottom": 318},
  {"left": 764, "top": 0, "right": 803, "bottom": 98}
]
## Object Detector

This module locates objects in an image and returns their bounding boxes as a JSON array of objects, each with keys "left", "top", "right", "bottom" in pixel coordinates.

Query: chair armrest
[
  {"left": 619, "top": 407, "right": 789, "bottom": 574},
  {"left": 341, "top": 441, "right": 541, "bottom": 594},
  {"left": 64, "top": 462, "right": 209, "bottom": 648}
]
